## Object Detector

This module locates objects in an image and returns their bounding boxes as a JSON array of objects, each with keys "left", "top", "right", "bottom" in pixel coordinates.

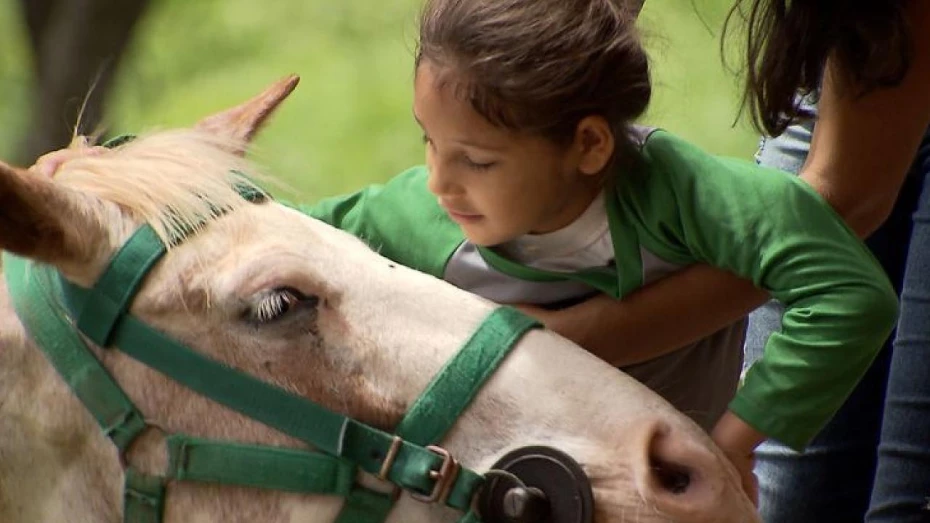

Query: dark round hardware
[{"left": 478, "top": 446, "right": 594, "bottom": 523}]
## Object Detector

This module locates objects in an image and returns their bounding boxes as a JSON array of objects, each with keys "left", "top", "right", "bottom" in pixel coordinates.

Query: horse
[{"left": 0, "top": 76, "right": 758, "bottom": 523}]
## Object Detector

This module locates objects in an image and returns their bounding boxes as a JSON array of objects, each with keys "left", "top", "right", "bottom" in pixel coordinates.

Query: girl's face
[{"left": 413, "top": 63, "right": 605, "bottom": 246}]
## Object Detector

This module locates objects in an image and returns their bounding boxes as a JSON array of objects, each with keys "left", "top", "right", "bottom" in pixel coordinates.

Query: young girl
[{"left": 300, "top": 0, "right": 898, "bottom": 496}]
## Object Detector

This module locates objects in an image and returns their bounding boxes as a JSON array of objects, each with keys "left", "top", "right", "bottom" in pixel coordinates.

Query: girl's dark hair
[
  {"left": 725, "top": 0, "right": 914, "bottom": 136},
  {"left": 416, "top": 0, "right": 651, "bottom": 165}
]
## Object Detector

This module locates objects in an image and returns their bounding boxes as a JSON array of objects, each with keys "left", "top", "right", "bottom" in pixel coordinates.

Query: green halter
[{"left": 3, "top": 164, "right": 539, "bottom": 522}]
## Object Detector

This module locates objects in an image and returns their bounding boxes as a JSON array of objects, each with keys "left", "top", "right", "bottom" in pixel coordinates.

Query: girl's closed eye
[
  {"left": 461, "top": 154, "right": 496, "bottom": 171},
  {"left": 421, "top": 132, "right": 496, "bottom": 170}
]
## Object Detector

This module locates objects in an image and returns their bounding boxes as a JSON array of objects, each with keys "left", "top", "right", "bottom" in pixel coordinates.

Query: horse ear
[
  {"left": 0, "top": 160, "right": 97, "bottom": 266},
  {"left": 194, "top": 74, "right": 300, "bottom": 153}
]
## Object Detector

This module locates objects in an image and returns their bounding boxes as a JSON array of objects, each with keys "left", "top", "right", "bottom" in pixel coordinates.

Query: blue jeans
[{"left": 745, "top": 121, "right": 930, "bottom": 522}]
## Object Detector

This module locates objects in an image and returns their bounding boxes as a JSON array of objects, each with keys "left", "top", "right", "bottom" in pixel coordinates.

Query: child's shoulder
[
  {"left": 633, "top": 128, "right": 812, "bottom": 194},
  {"left": 301, "top": 165, "right": 463, "bottom": 276},
  {"left": 387, "top": 164, "right": 430, "bottom": 186},
  {"left": 376, "top": 164, "right": 433, "bottom": 201},
  {"left": 638, "top": 128, "right": 756, "bottom": 177},
  {"left": 610, "top": 128, "right": 832, "bottom": 235}
]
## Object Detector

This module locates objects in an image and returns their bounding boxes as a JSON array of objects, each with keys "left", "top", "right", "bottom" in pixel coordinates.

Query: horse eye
[{"left": 252, "top": 287, "right": 318, "bottom": 324}]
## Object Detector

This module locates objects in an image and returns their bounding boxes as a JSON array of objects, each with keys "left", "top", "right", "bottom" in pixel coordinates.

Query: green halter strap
[{"left": 3, "top": 178, "right": 539, "bottom": 523}]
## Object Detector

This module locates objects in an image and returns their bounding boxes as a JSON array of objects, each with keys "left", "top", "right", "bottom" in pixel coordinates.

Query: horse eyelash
[{"left": 253, "top": 288, "right": 301, "bottom": 323}]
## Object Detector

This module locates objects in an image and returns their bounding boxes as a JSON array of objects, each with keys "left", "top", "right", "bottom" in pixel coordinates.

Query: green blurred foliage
[
  {"left": 0, "top": 2, "right": 30, "bottom": 155},
  {"left": 0, "top": 0, "right": 758, "bottom": 201}
]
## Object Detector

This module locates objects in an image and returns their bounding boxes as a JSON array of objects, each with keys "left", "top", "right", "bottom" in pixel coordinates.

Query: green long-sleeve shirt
[{"left": 300, "top": 128, "right": 898, "bottom": 450}]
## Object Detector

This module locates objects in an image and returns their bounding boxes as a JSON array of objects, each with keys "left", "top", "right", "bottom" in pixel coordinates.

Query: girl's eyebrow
[
  {"left": 452, "top": 138, "right": 507, "bottom": 152},
  {"left": 412, "top": 112, "right": 507, "bottom": 152}
]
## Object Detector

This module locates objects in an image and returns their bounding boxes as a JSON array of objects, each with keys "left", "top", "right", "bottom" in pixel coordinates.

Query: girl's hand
[
  {"left": 720, "top": 446, "right": 758, "bottom": 506},
  {"left": 711, "top": 411, "right": 764, "bottom": 505},
  {"left": 29, "top": 136, "right": 107, "bottom": 178}
]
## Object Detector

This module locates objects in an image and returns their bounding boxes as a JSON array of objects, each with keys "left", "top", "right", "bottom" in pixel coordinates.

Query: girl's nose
[{"left": 426, "top": 162, "right": 458, "bottom": 197}]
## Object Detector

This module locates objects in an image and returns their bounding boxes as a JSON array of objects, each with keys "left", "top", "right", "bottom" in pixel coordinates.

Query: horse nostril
[
  {"left": 651, "top": 459, "right": 692, "bottom": 494},
  {"left": 634, "top": 422, "right": 744, "bottom": 519}
]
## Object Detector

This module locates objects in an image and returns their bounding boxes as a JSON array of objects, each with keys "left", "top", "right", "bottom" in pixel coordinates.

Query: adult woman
[
  {"left": 526, "top": 1, "right": 930, "bottom": 520},
  {"left": 730, "top": 2, "right": 930, "bottom": 520}
]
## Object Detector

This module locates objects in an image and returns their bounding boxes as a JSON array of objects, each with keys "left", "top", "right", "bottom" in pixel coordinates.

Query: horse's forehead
[{"left": 153, "top": 204, "right": 345, "bottom": 298}]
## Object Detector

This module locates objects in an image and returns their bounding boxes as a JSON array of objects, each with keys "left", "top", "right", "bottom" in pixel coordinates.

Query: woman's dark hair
[
  {"left": 416, "top": 0, "right": 652, "bottom": 166},
  {"left": 725, "top": 0, "right": 914, "bottom": 136}
]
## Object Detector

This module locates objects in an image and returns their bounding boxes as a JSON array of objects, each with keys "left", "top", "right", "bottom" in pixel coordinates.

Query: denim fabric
[
  {"left": 743, "top": 117, "right": 929, "bottom": 522},
  {"left": 867, "top": 131, "right": 930, "bottom": 523}
]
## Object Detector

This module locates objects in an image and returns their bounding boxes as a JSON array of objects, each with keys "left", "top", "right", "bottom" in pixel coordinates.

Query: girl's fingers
[{"left": 30, "top": 142, "right": 108, "bottom": 178}]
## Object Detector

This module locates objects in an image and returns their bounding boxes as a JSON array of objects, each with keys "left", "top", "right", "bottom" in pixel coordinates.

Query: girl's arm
[
  {"left": 710, "top": 2, "right": 930, "bottom": 494},
  {"left": 628, "top": 129, "right": 900, "bottom": 452},
  {"left": 297, "top": 166, "right": 463, "bottom": 278},
  {"left": 532, "top": 0, "right": 930, "bottom": 367}
]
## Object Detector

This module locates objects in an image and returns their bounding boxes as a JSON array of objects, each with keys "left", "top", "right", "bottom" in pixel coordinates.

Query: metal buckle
[
  {"left": 377, "top": 435, "right": 404, "bottom": 481},
  {"left": 410, "top": 445, "right": 460, "bottom": 505}
]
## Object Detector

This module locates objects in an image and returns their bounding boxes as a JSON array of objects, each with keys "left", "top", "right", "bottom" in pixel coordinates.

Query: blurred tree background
[{"left": 0, "top": 0, "right": 757, "bottom": 201}]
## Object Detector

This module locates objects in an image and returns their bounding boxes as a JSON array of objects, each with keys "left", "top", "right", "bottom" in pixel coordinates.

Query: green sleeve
[
  {"left": 622, "top": 131, "right": 899, "bottom": 450},
  {"left": 294, "top": 166, "right": 464, "bottom": 278}
]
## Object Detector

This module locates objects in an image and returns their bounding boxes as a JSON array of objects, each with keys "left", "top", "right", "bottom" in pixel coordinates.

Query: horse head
[{"left": 0, "top": 76, "right": 758, "bottom": 523}]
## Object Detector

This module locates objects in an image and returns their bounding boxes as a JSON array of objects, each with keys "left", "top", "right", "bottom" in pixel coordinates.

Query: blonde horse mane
[{"left": 53, "top": 130, "right": 268, "bottom": 246}]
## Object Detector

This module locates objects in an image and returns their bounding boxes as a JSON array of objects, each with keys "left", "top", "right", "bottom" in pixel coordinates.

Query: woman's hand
[
  {"left": 511, "top": 302, "right": 599, "bottom": 349},
  {"left": 512, "top": 268, "right": 767, "bottom": 367}
]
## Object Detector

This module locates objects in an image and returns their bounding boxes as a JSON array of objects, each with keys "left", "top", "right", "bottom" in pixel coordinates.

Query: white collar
[{"left": 498, "top": 191, "right": 609, "bottom": 264}]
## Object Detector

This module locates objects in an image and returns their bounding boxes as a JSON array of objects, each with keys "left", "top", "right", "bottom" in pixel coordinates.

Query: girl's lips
[{"left": 441, "top": 203, "right": 483, "bottom": 223}]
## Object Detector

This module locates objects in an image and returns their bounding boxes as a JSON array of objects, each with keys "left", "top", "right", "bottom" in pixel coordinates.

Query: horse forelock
[{"left": 53, "top": 129, "right": 269, "bottom": 247}]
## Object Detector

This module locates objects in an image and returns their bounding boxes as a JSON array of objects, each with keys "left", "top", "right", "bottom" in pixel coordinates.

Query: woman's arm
[
  {"left": 518, "top": 266, "right": 766, "bottom": 366},
  {"left": 802, "top": 0, "right": 930, "bottom": 238}
]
